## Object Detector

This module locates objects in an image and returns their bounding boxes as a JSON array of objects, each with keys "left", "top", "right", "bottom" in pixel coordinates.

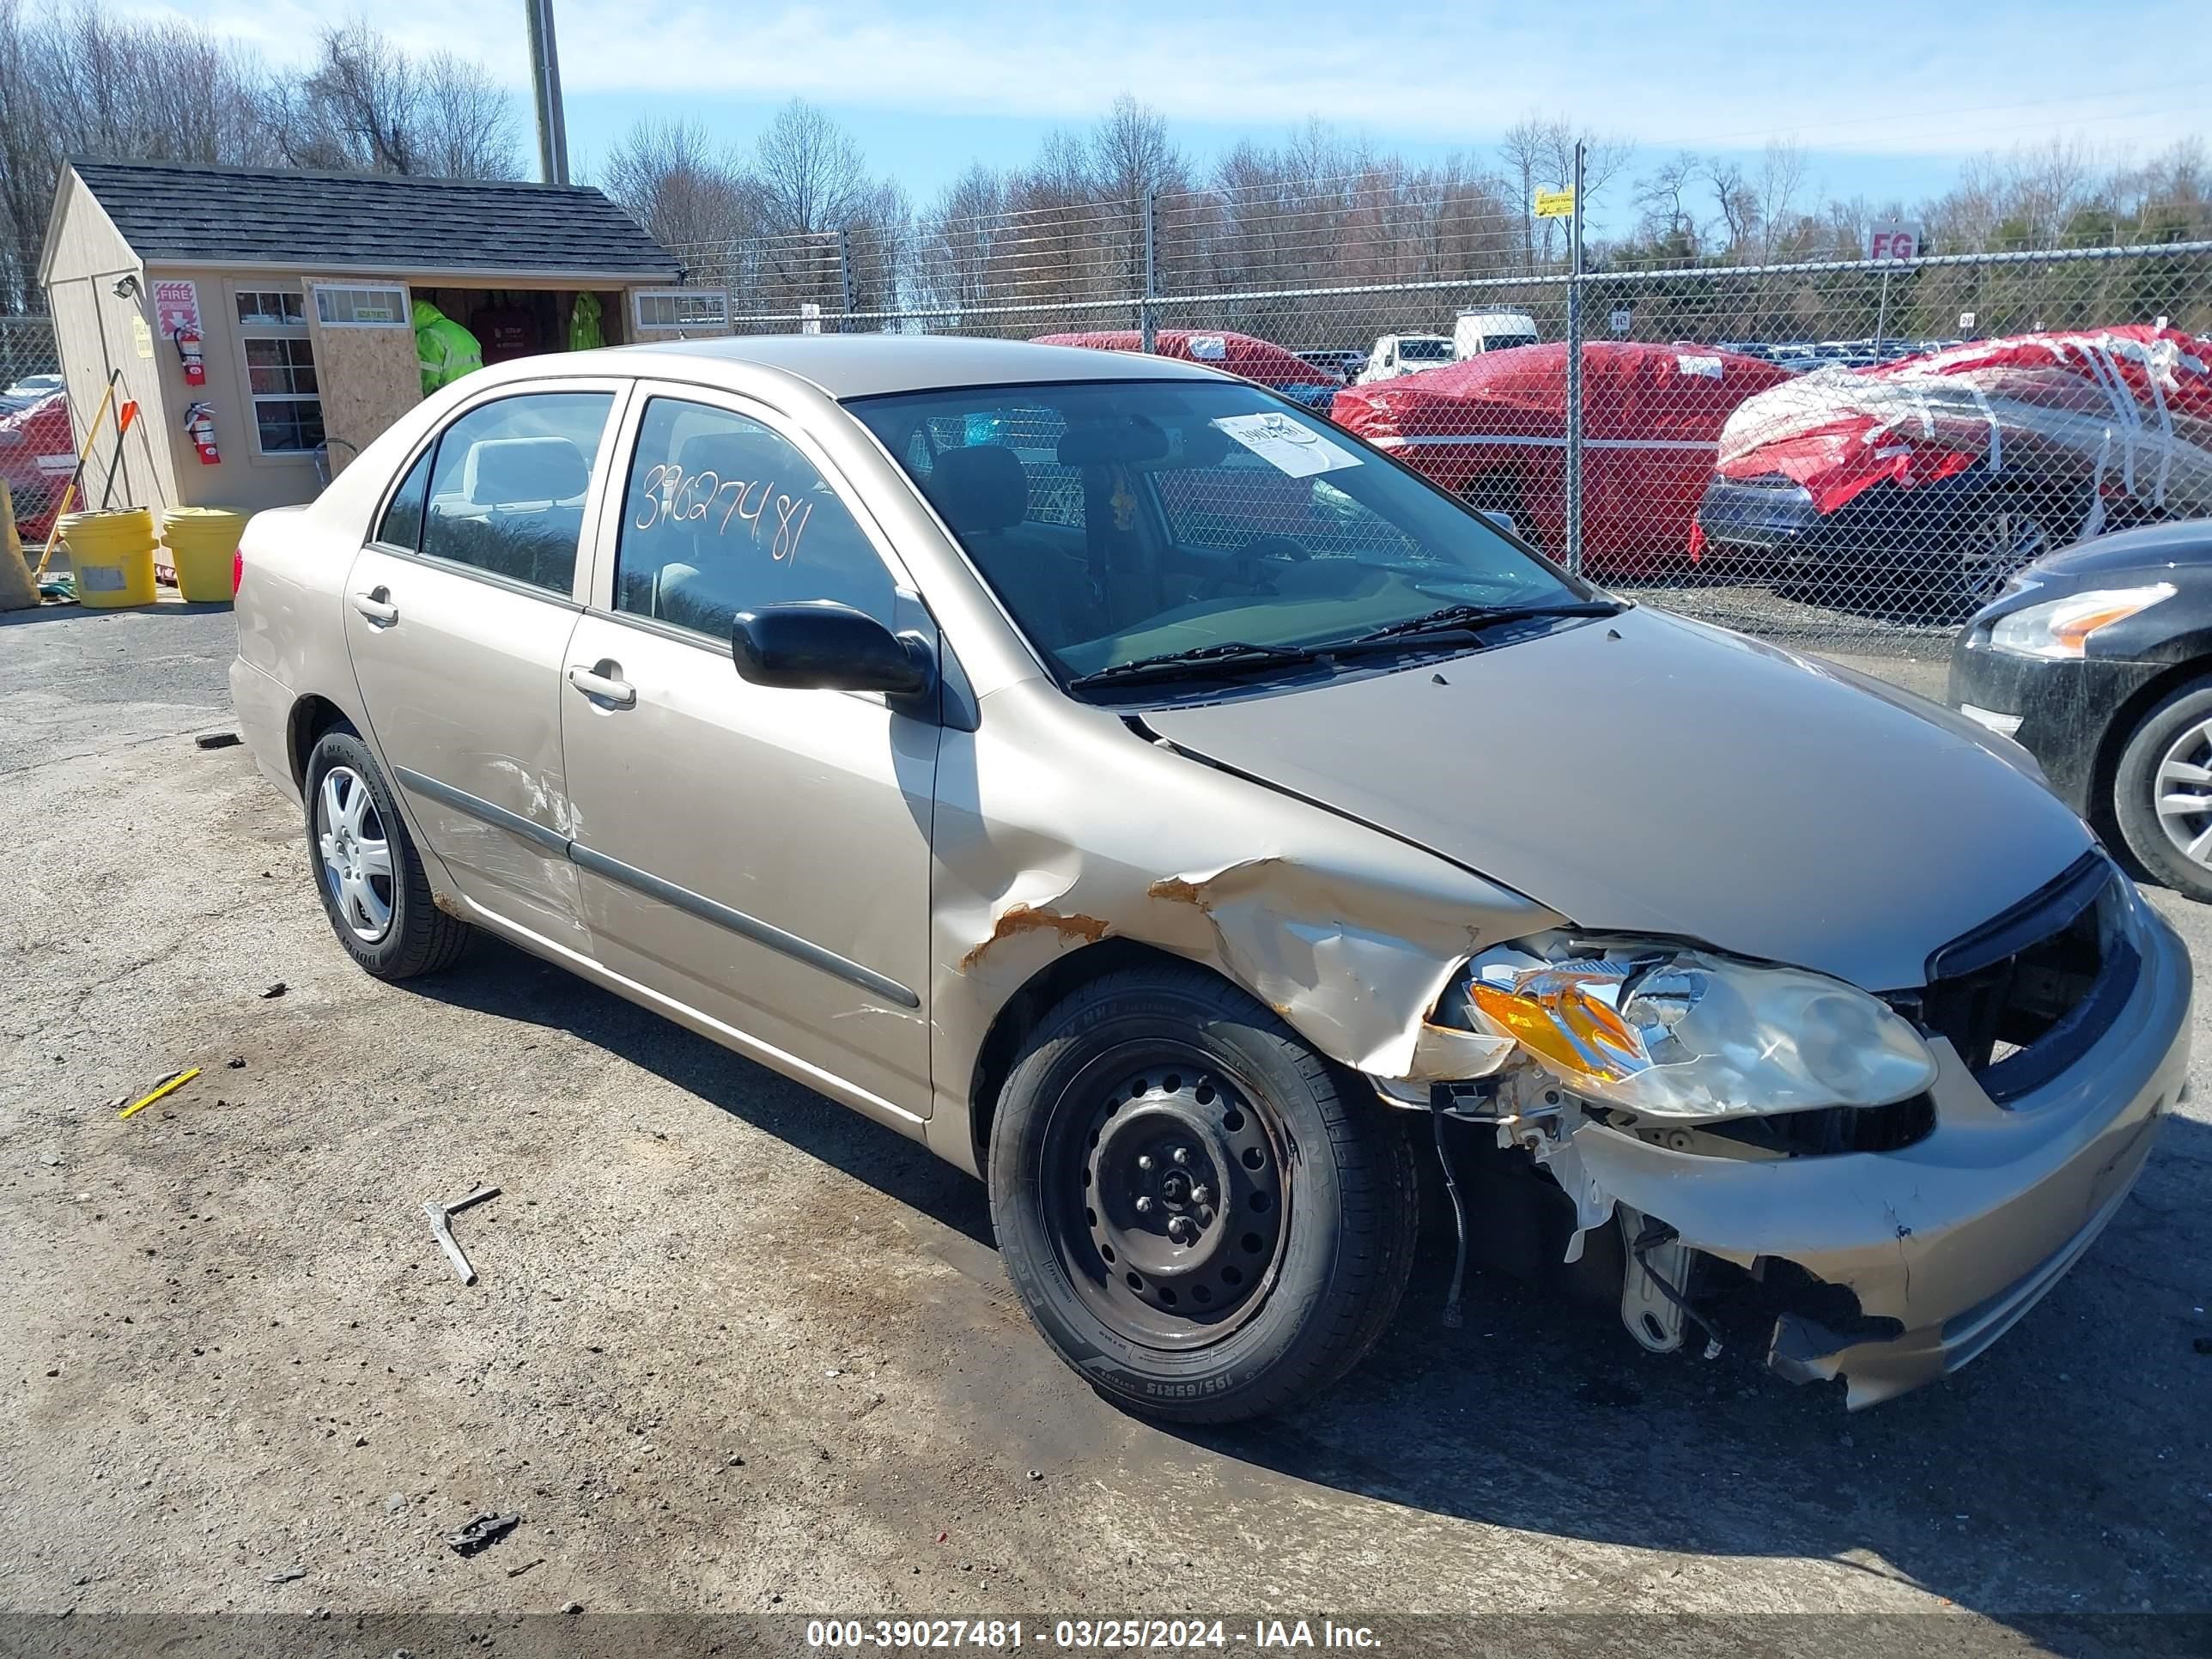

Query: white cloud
[{"left": 130, "top": 0, "right": 2210, "bottom": 160}]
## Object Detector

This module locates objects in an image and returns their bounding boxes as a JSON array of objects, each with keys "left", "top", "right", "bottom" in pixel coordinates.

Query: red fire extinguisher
[
  {"left": 173, "top": 325, "right": 206, "bottom": 386},
  {"left": 185, "top": 401, "right": 220, "bottom": 465}
]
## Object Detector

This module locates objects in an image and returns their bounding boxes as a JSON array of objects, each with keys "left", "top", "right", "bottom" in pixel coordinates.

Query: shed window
[
  {"left": 632, "top": 289, "right": 729, "bottom": 331},
  {"left": 234, "top": 284, "right": 323, "bottom": 456}
]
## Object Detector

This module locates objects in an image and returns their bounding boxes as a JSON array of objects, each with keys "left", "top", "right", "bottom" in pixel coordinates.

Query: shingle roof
[{"left": 66, "top": 161, "right": 681, "bottom": 280}]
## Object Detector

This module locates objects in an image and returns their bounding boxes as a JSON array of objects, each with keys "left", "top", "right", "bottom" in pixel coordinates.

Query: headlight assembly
[
  {"left": 1460, "top": 937, "right": 1936, "bottom": 1121},
  {"left": 1990, "top": 584, "right": 2173, "bottom": 660}
]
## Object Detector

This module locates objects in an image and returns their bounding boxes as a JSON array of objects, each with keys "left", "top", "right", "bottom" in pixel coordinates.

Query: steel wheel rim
[
  {"left": 315, "top": 766, "right": 395, "bottom": 943},
  {"left": 1043, "top": 1041, "right": 1291, "bottom": 1352},
  {"left": 2154, "top": 718, "right": 2212, "bottom": 869},
  {"left": 1960, "top": 507, "right": 2050, "bottom": 602}
]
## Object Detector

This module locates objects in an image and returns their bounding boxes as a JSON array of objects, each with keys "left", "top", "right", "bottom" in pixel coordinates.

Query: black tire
[
  {"left": 302, "top": 725, "right": 473, "bottom": 979},
  {"left": 988, "top": 965, "right": 1419, "bottom": 1424},
  {"left": 2112, "top": 678, "right": 2212, "bottom": 904}
]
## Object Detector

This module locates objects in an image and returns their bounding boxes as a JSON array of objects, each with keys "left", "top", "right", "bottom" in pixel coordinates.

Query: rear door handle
[
  {"left": 567, "top": 662, "right": 636, "bottom": 708},
  {"left": 350, "top": 587, "right": 398, "bottom": 626}
]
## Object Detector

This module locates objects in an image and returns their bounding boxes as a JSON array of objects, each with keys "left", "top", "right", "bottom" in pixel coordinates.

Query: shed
[{"left": 38, "top": 160, "right": 723, "bottom": 517}]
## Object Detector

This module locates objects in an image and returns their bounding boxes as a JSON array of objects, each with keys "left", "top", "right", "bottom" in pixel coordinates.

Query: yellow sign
[
  {"left": 130, "top": 314, "right": 154, "bottom": 357},
  {"left": 1534, "top": 188, "right": 1576, "bottom": 220}
]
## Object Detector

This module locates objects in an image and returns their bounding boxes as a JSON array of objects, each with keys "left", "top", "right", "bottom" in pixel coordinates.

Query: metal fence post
[
  {"left": 1140, "top": 190, "right": 1158, "bottom": 352},
  {"left": 836, "top": 230, "right": 856, "bottom": 332},
  {"left": 1564, "top": 141, "right": 1587, "bottom": 576}
]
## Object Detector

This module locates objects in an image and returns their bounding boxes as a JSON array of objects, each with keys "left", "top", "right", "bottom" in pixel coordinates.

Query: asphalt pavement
[{"left": 3, "top": 597, "right": 2208, "bottom": 1657}]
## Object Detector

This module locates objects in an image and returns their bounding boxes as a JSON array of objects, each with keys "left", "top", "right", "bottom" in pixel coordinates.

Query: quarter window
[
  {"left": 614, "top": 398, "right": 896, "bottom": 640},
  {"left": 418, "top": 392, "right": 615, "bottom": 595},
  {"left": 234, "top": 284, "right": 322, "bottom": 456}
]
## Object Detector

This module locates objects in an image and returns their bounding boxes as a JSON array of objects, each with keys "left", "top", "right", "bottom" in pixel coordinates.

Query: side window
[
  {"left": 615, "top": 398, "right": 896, "bottom": 640},
  {"left": 376, "top": 446, "right": 432, "bottom": 550},
  {"left": 419, "top": 392, "right": 615, "bottom": 595}
]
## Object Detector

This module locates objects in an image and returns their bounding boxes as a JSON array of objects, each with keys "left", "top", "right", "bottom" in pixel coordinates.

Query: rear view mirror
[{"left": 732, "top": 602, "right": 935, "bottom": 701}]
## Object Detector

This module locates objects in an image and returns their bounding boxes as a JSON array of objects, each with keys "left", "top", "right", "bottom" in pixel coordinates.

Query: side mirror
[{"left": 731, "top": 602, "right": 935, "bottom": 700}]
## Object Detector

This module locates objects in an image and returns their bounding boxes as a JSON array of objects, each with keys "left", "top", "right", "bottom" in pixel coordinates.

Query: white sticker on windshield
[
  {"left": 1675, "top": 353, "right": 1723, "bottom": 379},
  {"left": 1187, "top": 334, "right": 1227, "bottom": 361},
  {"left": 1210, "top": 412, "right": 1363, "bottom": 478}
]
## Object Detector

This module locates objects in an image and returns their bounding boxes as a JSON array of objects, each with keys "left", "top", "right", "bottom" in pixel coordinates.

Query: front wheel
[
  {"left": 988, "top": 967, "right": 1419, "bottom": 1423},
  {"left": 2112, "top": 678, "right": 2212, "bottom": 904}
]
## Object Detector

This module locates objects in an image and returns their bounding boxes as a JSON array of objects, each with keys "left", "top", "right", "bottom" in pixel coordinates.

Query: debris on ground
[
  {"left": 118, "top": 1067, "right": 199, "bottom": 1121},
  {"left": 227, "top": 1058, "right": 246, "bottom": 1069},
  {"left": 561, "top": 1601, "right": 583, "bottom": 1615},
  {"left": 192, "top": 732, "right": 241, "bottom": 750},
  {"left": 259, "top": 982, "right": 286, "bottom": 1000},
  {"left": 265, "top": 1567, "right": 306, "bottom": 1584},
  {"left": 424, "top": 1186, "right": 501, "bottom": 1285},
  {"left": 445, "top": 1511, "right": 521, "bottom": 1556},
  {"left": 506, "top": 1557, "right": 545, "bottom": 1579}
]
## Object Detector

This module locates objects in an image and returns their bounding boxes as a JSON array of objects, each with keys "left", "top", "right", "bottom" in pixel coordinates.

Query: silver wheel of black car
[
  {"left": 2113, "top": 678, "right": 2212, "bottom": 903},
  {"left": 988, "top": 965, "right": 1419, "bottom": 1424},
  {"left": 1956, "top": 498, "right": 2057, "bottom": 605}
]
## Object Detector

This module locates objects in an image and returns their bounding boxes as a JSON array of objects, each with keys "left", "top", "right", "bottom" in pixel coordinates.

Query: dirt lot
[{"left": 3, "top": 601, "right": 2209, "bottom": 1656}]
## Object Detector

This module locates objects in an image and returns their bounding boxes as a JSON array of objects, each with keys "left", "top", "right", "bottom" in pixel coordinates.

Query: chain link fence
[
  {"left": 680, "top": 184, "right": 2212, "bottom": 658},
  {"left": 1, "top": 314, "right": 67, "bottom": 555}
]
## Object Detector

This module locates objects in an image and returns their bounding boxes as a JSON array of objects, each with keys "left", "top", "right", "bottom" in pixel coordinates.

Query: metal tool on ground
[
  {"left": 425, "top": 1185, "right": 501, "bottom": 1285},
  {"left": 445, "top": 1510, "right": 520, "bottom": 1556},
  {"left": 118, "top": 1066, "right": 199, "bottom": 1121}
]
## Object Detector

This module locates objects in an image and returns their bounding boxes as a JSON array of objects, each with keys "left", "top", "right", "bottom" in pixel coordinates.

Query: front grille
[{"left": 1893, "top": 852, "right": 2136, "bottom": 1103}]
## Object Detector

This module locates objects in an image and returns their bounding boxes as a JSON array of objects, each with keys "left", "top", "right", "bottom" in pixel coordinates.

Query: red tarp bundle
[
  {"left": 1032, "top": 328, "right": 1338, "bottom": 386},
  {"left": 0, "top": 392, "right": 76, "bottom": 544},
  {"left": 1713, "top": 325, "right": 2212, "bottom": 534},
  {"left": 1330, "top": 342, "right": 1793, "bottom": 571}
]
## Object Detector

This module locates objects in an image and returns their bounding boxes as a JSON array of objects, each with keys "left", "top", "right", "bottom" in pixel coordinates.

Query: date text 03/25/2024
[{"left": 805, "top": 1620, "right": 1382, "bottom": 1650}]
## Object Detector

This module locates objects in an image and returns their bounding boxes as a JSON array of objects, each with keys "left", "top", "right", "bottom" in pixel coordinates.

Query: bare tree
[
  {"left": 751, "top": 99, "right": 867, "bottom": 234},
  {"left": 598, "top": 118, "right": 757, "bottom": 253}
]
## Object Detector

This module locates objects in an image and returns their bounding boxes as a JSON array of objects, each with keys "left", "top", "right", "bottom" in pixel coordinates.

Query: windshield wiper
[
  {"left": 1066, "top": 640, "right": 1323, "bottom": 689},
  {"left": 1341, "top": 598, "right": 1624, "bottom": 645}
]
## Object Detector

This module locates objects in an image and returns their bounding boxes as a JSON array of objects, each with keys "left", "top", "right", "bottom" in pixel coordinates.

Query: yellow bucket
[
  {"left": 161, "top": 507, "right": 250, "bottom": 604},
  {"left": 58, "top": 508, "right": 158, "bottom": 609}
]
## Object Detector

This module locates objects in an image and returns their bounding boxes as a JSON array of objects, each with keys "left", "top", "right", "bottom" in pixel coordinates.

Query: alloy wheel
[
  {"left": 2153, "top": 718, "right": 2212, "bottom": 870},
  {"left": 315, "top": 765, "right": 395, "bottom": 943}
]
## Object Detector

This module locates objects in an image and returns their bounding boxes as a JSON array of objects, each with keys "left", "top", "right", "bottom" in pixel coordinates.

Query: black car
[
  {"left": 1701, "top": 464, "right": 2083, "bottom": 620},
  {"left": 1950, "top": 519, "right": 2212, "bottom": 899}
]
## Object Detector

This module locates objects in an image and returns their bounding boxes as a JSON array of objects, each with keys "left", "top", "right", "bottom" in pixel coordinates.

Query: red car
[
  {"left": 1031, "top": 329, "right": 1341, "bottom": 409},
  {"left": 0, "top": 392, "right": 77, "bottom": 547},
  {"left": 1331, "top": 342, "right": 1794, "bottom": 574}
]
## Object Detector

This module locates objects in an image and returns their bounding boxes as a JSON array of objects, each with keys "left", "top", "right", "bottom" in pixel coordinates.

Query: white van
[
  {"left": 1452, "top": 310, "right": 1540, "bottom": 359},
  {"left": 1354, "top": 333, "right": 1455, "bottom": 385}
]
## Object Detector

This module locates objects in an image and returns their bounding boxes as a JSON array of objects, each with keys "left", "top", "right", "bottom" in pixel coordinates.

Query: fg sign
[{"left": 1868, "top": 222, "right": 1925, "bottom": 262}]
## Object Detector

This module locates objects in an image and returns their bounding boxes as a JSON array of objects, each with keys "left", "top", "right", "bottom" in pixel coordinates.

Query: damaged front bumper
[{"left": 1562, "top": 893, "right": 2191, "bottom": 1408}]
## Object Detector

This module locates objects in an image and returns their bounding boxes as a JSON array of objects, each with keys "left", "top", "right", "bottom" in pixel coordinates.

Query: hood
[
  {"left": 1142, "top": 606, "right": 2094, "bottom": 991},
  {"left": 2028, "top": 519, "right": 2212, "bottom": 582},
  {"left": 411, "top": 300, "right": 443, "bottom": 329}
]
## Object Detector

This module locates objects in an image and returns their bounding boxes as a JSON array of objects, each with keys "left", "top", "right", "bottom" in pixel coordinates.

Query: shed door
[{"left": 307, "top": 282, "right": 422, "bottom": 477}]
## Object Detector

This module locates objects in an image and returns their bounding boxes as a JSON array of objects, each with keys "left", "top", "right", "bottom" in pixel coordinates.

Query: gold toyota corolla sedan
[{"left": 231, "top": 336, "right": 2189, "bottom": 1421}]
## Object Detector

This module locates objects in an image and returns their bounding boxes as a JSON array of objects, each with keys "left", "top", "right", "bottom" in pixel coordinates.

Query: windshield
[
  {"left": 1397, "top": 337, "right": 1453, "bottom": 362},
  {"left": 848, "top": 379, "right": 1588, "bottom": 689}
]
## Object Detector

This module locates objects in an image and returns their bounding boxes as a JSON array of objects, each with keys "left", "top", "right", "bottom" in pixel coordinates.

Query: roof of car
[{"left": 619, "top": 333, "right": 1224, "bottom": 398}]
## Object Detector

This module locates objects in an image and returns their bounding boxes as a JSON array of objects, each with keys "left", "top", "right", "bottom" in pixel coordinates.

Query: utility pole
[
  {"left": 523, "top": 0, "right": 570, "bottom": 185},
  {"left": 1563, "top": 140, "right": 1586, "bottom": 576}
]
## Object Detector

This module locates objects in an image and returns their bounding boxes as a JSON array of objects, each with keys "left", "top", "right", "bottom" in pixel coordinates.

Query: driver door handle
[
  {"left": 350, "top": 587, "right": 398, "bottom": 626},
  {"left": 568, "top": 661, "right": 636, "bottom": 708}
]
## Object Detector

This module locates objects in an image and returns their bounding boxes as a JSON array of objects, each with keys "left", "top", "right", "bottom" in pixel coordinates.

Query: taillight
[{"left": 232, "top": 549, "right": 244, "bottom": 593}]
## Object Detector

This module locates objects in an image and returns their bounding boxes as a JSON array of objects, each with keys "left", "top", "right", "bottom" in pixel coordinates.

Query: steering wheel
[{"left": 1238, "top": 535, "right": 1312, "bottom": 563}]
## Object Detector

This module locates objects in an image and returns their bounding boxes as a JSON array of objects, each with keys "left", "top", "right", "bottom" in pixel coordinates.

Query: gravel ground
[{"left": 3, "top": 599, "right": 2209, "bottom": 1656}]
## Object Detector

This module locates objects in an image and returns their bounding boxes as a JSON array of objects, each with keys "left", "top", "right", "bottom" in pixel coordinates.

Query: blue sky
[{"left": 141, "top": 0, "right": 2211, "bottom": 218}]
